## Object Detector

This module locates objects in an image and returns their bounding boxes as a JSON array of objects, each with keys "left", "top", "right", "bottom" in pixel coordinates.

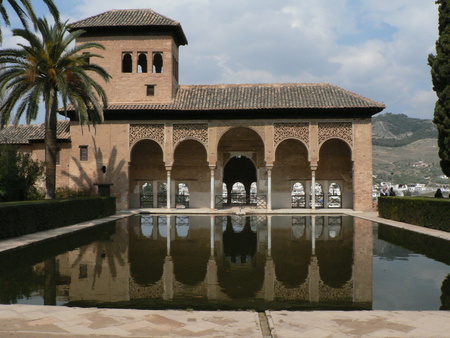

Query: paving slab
[
  {"left": 0, "top": 305, "right": 263, "bottom": 337},
  {"left": 267, "top": 310, "right": 450, "bottom": 338}
]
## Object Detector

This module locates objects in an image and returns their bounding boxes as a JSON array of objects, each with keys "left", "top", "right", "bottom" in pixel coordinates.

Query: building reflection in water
[{"left": 28, "top": 215, "right": 374, "bottom": 310}]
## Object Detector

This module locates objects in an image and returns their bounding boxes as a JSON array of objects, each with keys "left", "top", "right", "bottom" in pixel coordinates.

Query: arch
[
  {"left": 223, "top": 157, "right": 257, "bottom": 205},
  {"left": 153, "top": 52, "right": 163, "bottom": 73},
  {"left": 137, "top": 53, "right": 148, "bottom": 73},
  {"left": 316, "top": 139, "right": 353, "bottom": 208},
  {"left": 318, "top": 138, "right": 353, "bottom": 164},
  {"left": 122, "top": 52, "right": 132, "bottom": 73},
  {"left": 218, "top": 216, "right": 264, "bottom": 298},
  {"left": 274, "top": 137, "right": 309, "bottom": 156},
  {"left": 217, "top": 126, "right": 265, "bottom": 154},
  {"left": 173, "top": 139, "right": 209, "bottom": 208},
  {"left": 127, "top": 215, "right": 165, "bottom": 286},
  {"left": 272, "top": 139, "right": 310, "bottom": 208},
  {"left": 129, "top": 139, "right": 166, "bottom": 208}
]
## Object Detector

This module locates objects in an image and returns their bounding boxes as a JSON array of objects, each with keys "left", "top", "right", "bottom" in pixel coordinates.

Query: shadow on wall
[{"left": 62, "top": 137, "right": 127, "bottom": 197}]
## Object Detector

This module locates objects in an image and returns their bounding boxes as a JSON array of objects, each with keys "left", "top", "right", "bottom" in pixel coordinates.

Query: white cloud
[{"left": 33, "top": 0, "right": 440, "bottom": 119}]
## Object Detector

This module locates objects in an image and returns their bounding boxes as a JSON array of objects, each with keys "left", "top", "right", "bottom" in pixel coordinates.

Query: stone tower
[{"left": 70, "top": 9, "right": 188, "bottom": 105}]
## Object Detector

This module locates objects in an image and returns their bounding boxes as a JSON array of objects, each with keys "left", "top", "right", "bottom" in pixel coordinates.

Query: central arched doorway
[
  {"left": 217, "top": 127, "right": 265, "bottom": 208},
  {"left": 223, "top": 156, "right": 257, "bottom": 205}
]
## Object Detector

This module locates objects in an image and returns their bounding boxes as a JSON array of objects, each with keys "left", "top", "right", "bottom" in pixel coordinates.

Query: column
[
  {"left": 311, "top": 168, "right": 316, "bottom": 210},
  {"left": 166, "top": 168, "right": 171, "bottom": 209},
  {"left": 267, "top": 167, "right": 272, "bottom": 210},
  {"left": 163, "top": 216, "right": 173, "bottom": 300},
  {"left": 267, "top": 216, "right": 272, "bottom": 257},
  {"left": 210, "top": 167, "right": 215, "bottom": 209}
]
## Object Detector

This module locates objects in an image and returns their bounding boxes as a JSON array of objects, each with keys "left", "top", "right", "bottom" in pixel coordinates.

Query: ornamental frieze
[
  {"left": 129, "top": 124, "right": 165, "bottom": 148},
  {"left": 274, "top": 123, "right": 309, "bottom": 146},
  {"left": 318, "top": 122, "right": 353, "bottom": 146},
  {"left": 173, "top": 123, "right": 208, "bottom": 146}
]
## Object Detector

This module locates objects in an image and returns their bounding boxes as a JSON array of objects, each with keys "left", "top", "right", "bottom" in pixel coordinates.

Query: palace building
[{"left": 0, "top": 9, "right": 385, "bottom": 211}]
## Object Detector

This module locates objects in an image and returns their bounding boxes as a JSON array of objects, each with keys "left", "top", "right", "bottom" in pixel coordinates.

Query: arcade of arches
[{"left": 127, "top": 120, "right": 372, "bottom": 211}]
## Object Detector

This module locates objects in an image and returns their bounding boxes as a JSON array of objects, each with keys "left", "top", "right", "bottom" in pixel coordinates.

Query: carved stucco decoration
[
  {"left": 274, "top": 279, "right": 309, "bottom": 300},
  {"left": 129, "top": 124, "right": 164, "bottom": 148},
  {"left": 173, "top": 123, "right": 208, "bottom": 147},
  {"left": 274, "top": 123, "right": 309, "bottom": 147},
  {"left": 318, "top": 122, "right": 353, "bottom": 147},
  {"left": 318, "top": 280, "right": 353, "bottom": 301},
  {"left": 129, "top": 278, "right": 164, "bottom": 298}
]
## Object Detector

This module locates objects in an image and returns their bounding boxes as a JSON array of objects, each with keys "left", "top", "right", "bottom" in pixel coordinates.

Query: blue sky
[{"left": 1, "top": 0, "right": 439, "bottom": 122}]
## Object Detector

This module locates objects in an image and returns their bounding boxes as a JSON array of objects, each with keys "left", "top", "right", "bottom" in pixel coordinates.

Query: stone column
[
  {"left": 210, "top": 167, "right": 215, "bottom": 210},
  {"left": 166, "top": 168, "right": 171, "bottom": 209},
  {"left": 163, "top": 216, "right": 173, "bottom": 300},
  {"left": 267, "top": 166, "right": 273, "bottom": 210},
  {"left": 311, "top": 168, "right": 316, "bottom": 210}
]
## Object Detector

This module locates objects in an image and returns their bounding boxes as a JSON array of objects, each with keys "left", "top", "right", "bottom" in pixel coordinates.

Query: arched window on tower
[
  {"left": 122, "top": 52, "right": 132, "bottom": 73},
  {"left": 153, "top": 52, "right": 163, "bottom": 73},
  {"left": 137, "top": 53, "right": 148, "bottom": 73}
]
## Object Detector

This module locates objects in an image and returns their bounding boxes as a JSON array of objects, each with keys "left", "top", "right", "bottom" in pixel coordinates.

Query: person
[
  {"left": 389, "top": 187, "right": 396, "bottom": 196},
  {"left": 435, "top": 188, "right": 444, "bottom": 198},
  {"left": 380, "top": 186, "right": 389, "bottom": 196}
]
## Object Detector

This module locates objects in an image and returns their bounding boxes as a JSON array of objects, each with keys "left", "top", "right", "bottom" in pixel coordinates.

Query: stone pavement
[{"left": 0, "top": 305, "right": 450, "bottom": 337}]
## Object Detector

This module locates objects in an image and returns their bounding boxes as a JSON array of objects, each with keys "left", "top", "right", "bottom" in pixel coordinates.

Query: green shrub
[
  {"left": 0, "top": 197, "right": 115, "bottom": 240},
  {"left": 0, "top": 145, "right": 44, "bottom": 202},
  {"left": 378, "top": 196, "right": 450, "bottom": 232}
]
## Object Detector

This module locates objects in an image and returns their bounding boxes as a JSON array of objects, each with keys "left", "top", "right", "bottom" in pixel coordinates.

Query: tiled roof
[
  {"left": 104, "top": 83, "right": 385, "bottom": 111},
  {"left": 0, "top": 121, "right": 70, "bottom": 144},
  {"left": 69, "top": 9, "right": 188, "bottom": 45}
]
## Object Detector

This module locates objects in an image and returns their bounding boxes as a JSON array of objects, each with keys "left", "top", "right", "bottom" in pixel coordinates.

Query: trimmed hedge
[
  {"left": 0, "top": 197, "right": 116, "bottom": 240},
  {"left": 378, "top": 196, "right": 450, "bottom": 232}
]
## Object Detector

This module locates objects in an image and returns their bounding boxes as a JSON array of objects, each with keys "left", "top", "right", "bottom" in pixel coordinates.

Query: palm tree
[
  {"left": 0, "top": 18, "right": 111, "bottom": 199},
  {"left": 0, "top": 0, "right": 59, "bottom": 44}
]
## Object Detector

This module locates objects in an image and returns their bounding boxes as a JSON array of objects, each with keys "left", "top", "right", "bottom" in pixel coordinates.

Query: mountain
[
  {"left": 371, "top": 113, "right": 446, "bottom": 186},
  {"left": 372, "top": 113, "right": 437, "bottom": 147}
]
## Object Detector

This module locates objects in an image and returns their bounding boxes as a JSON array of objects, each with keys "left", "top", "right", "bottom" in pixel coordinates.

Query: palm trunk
[{"left": 44, "top": 94, "right": 58, "bottom": 199}]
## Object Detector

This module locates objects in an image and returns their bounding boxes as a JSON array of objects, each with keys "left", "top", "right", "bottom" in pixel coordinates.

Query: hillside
[
  {"left": 372, "top": 113, "right": 437, "bottom": 147},
  {"left": 372, "top": 113, "right": 447, "bottom": 186}
]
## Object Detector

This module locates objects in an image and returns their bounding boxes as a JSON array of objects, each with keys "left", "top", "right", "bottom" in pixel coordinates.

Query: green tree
[
  {"left": 0, "top": 145, "right": 44, "bottom": 201},
  {"left": 0, "top": 18, "right": 110, "bottom": 199},
  {"left": 429, "top": 0, "right": 450, "bottom": 177},
  {"left": 0, "top": 0, "right": 59, "bottom": 44}
]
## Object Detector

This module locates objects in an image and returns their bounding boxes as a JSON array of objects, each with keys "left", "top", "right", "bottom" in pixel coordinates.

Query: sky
[{"left": 1, "top": 0, "right": 440, "bottom": 122}]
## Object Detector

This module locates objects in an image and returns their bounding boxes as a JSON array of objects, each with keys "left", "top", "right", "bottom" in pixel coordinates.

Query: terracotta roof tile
[
  {"left": 104, "top": 83, "right": 385, "bottom": 111},
  {"left": 69, "top": 9, "right": 188, "bottom": 45},
  {"left": 0, "top": 121, "right": 70, "bottom": 144}
]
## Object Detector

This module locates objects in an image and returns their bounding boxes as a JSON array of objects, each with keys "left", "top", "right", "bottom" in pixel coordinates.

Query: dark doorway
[{"left": 223, "top": 156, "right": 257, "bottom": 205}]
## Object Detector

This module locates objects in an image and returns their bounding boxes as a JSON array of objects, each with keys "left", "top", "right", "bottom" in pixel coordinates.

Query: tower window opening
[
  {"left": 153, "top": 52, "right": 163, "bottom": 73},
  {"left": 122, "top": 52, "right": 132, "bottom": 73},
  {"left": 137, "top": 53, "right": 148, "bottom": 73}
]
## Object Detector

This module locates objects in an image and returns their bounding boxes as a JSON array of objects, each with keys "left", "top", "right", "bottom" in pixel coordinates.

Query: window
[
  {"left": 153, "top": 52, "right": 163, "bottom": 73},
  {"left": 122, "top": 52, "right": 132, "bottom": 73},
  {"left": 146, "top": 85, "right": 155, "bottom": 96},
  {"left": 79, "top": 145, "right": 88, "bottom": 161},
  {"left": 137, "top": 52, "right": 148, "bottom": 73}
]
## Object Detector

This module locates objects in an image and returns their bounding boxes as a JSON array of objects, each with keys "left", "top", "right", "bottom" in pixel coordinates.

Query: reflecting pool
[{"left": 0, "top": 215, "right": 449, "bottom": 311}]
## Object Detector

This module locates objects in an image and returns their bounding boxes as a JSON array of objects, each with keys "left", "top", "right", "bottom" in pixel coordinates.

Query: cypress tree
[{"left": 429, "top": 0, "right": 450, "bottom": 177}]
